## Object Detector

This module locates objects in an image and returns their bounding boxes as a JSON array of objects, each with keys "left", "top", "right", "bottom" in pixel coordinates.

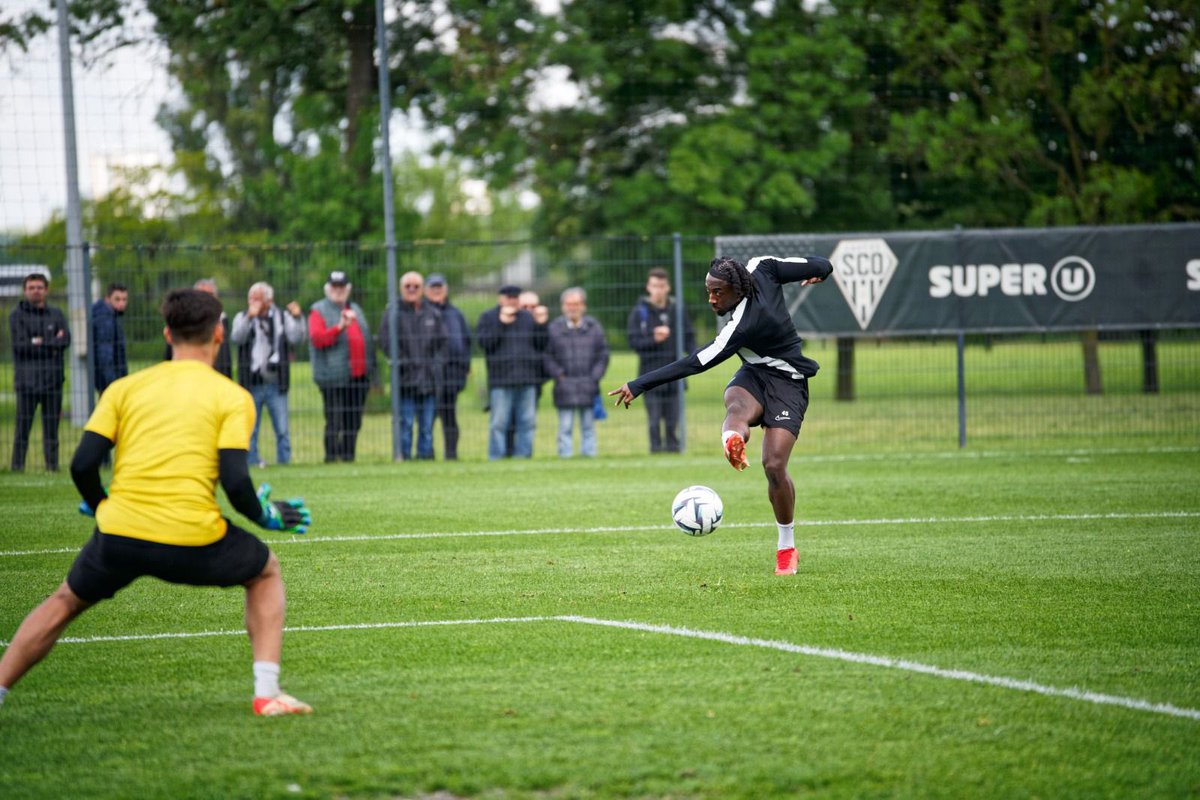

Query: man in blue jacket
[
  {"left": 476, "top": 284, "right": 547, "bottom": 460},
  {"left": 424, "top": 273, "right": 471, "bottom": 460},
  {"left": 91, "top": 283, "right": 128, "bottom": 397}
]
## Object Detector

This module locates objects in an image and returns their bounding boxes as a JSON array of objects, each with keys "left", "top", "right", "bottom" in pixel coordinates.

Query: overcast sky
[{"left": 0, "top": 0, "right": 577, "bottom": 236}]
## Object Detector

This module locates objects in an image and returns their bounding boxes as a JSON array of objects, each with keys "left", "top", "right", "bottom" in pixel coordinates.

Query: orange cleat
[
  {"left": 774, "top": 547, "right": 798, "bottom": 576},
  {"left": 253, "top": 693, "right": 313, "bottom": 716},
  {"left": 723, "top": 431, "right": 749, "bottom": 471}
]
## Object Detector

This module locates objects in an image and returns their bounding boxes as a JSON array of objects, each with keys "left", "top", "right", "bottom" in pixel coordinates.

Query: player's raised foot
[
  {"left": 723, "top": 431, "right": 749, "bottom": 471},
  {"left": 253, "top": 693, "right": 313, "bottom": 716},
  {"left": 774, "top": 547, "right": 798, "bottom": 576}
]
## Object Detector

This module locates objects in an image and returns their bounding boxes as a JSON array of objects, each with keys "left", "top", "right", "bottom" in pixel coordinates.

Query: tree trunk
[
  {"left": 1140, "top": 330, "right": 1159, "bottom": 394},
  {"left": 836, "top": 337, "right": 855, "bottom": 401},
  {"left": 344, "top": 0, "right": 376, "bottom": 188},
  {"left": 1082, "top": 330, "right": 1102, "bottom": 395}
]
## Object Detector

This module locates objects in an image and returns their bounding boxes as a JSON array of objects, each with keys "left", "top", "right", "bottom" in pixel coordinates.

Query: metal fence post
[
  {"left": 672, "top": 232, "right": 686, "bottom": 453},
  {"left": 376, "top": 0, "right": 402, "bottom": 461},
  {"left": 82, "top": 241, "right": 95, "bottom": 413},
  {"left": 956, "top": 332, "right": 967, "bottom": 449}
]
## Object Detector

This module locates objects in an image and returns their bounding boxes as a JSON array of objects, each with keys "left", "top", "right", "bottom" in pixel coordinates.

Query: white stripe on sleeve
[{"left": 697, "top": 298, "right": 747, "bottom": 366}]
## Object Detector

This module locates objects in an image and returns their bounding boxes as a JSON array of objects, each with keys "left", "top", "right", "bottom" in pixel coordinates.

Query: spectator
[
  {"left": 377, "top": 271, "right": 447, "bottom": 460},
  {"left": 309, "top": 270, "right": 375, "bottom": 463},
  {"left": 476, "top": 284, "right": 547, "bottom": 460},
  {"left": 627, "top": 267, "right": 696, "bottom": 453},
  {"left": 230, "top": 281, "right": 306, "bottom": 468},
  {"left": 546, "top": 287, "right": 609, "bottom": 458},
  {"left": 165, "top": 278, "right": 232, "bottom": 378},
  {"left": 10, "top": 273, "right": 71, "bottom": 472},
  {"left": 423, "top": 273, "right": 471, "bottom": 460},
  {"left": 504, "top": 289, "right": 551, "bottom": 455},
  {"left": 90, "top": 283, "right": 128, "bottom": 397}
]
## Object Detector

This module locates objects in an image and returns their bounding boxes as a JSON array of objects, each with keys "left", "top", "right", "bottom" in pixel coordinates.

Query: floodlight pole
[
  {"left": 55, "top": 0, "right": 90, "bottom": 425},
  {"left": 375, "top": 0, "right": 402, "bottom": 461}
]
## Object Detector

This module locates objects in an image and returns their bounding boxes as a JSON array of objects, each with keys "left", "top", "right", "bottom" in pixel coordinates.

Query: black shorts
[
  {"left": 66, "top": 523, "right": 271, "bottom": 603},
  {"left": 727, "top": 366, "right": 809, "bottom": 436}
]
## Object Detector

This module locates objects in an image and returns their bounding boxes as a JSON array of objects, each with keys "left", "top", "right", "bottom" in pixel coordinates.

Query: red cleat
[
  {"left": 253, "top": 693, "right": 313, "bottom": 716},
  {"left": 723, "top": 432, "right": 749, "bottom": 471},
  {"left": 774, "top": 547, "right": 798, "bottom": 575}
]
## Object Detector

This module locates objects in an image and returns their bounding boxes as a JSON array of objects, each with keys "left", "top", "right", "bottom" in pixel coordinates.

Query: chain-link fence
[{"left": 2, "top": 236, "right": 1198, "bottom": 471}]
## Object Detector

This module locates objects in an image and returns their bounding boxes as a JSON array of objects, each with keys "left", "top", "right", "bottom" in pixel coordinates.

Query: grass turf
[{"left": 0, "top": 447, "right": 1198, "bottom": 798}]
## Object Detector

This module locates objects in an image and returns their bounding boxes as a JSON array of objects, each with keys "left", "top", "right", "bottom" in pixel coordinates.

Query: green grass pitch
[{"left": 1, "top": 447, "right": 1198, "bottom": 798}]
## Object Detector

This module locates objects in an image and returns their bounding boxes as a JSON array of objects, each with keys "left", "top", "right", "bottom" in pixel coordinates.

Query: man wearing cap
[
  {"left": 424, "top": 273, "right": 471, "bottom": 460},
  {"left": 308, "top": 271, "right": 375, "bottom": 462},
  {"left": 476, "top": 284, "right": 548, "bottom": 459},
  {"left": 376, "top": 271, "right": 447, "bottom": 460}
]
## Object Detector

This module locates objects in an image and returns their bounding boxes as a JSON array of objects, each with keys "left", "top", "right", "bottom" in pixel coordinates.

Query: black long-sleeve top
[{"left": 627, "top": 256, "right": 833, "bottom": 398}]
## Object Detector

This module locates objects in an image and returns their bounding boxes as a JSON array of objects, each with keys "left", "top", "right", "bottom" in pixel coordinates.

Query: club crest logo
[{"left": 829, "top": 238, "right": 898, "bottom": 330}]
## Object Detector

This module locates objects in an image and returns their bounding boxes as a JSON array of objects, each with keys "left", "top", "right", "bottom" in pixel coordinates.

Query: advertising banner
[{"left": 716, "top": 224, "right": 1200, "bottom": 335}]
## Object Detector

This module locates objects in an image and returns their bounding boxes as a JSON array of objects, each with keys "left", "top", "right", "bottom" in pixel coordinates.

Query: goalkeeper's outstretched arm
[
  {"left": 220, "top": 450, "right": 311, "bottom": 533},
  {"left": 219, "top": 449, "right": 267, "bottom": 522}
]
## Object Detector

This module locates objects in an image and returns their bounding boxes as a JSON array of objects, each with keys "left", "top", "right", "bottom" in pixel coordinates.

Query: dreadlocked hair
[{"left": 708, "top": 256, "right": 756, "bottom": 299}]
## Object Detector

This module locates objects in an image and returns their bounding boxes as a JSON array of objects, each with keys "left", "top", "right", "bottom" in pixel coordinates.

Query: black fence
[{"left": 2, "top": 236, "right": 1197, "bottom": 471}]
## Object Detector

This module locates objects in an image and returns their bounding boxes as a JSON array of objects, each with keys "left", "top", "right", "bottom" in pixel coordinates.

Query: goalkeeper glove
[{"left": 256, "top": 483, "right": 311, "bottom": 534}]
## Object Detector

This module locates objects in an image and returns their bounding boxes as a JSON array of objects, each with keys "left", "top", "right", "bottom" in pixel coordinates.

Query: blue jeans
[
  {"left": 557, "top": 406, "right": 596, "bottom": 458},
  {"left": 249, "top": 382, "right": 291, "bottom": 465},
  {"left": 400, "top": 392, "right": 437, "bottom": 459},
  {"left": 489, "top": 385, "right": 536, "bottom": 459}
]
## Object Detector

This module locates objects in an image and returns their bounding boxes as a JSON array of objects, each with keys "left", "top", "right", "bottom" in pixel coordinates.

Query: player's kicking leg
[
  {"left": 721, "top": 386, "right": 761, "bottom": 471},
  {"left": 244, "top": 551, "right": 312, "bottom": 716},
  {"left": 762, "top": 427, "right": 800, "bottom": 575}
]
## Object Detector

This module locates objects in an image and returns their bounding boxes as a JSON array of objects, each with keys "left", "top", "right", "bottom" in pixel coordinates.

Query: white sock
[
  {"left": 0, "top": 686, "right": 8, "bottom": 706},
  {"left": 777, "top": 522, "right": 795, "bottom": 551},
  {"left": 722, "top": 429, "right": 742, "bottom": 444},
  {"left": 253, "top": 661, "right": 281, "bottom": 698}
]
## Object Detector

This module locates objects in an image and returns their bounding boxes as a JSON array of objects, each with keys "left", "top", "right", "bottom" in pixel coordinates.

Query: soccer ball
[{"left": 671, "top": 485, "right": 723, "bottom": 536}]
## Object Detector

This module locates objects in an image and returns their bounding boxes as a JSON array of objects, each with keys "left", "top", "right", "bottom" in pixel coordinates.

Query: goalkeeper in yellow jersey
[{"left": 0, "top": 288, "right": 313, "bottom": 716}]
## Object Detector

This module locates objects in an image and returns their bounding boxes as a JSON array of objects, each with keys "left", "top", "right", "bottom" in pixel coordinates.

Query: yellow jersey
[{"left": 86, "top": 359, "right": 256, "bottom": 546}]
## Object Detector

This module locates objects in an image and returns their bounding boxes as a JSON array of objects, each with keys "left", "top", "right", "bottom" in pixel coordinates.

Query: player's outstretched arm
[
  {"left": 751, "top": 256, "right": 833, "bottom": 285},
  {"left": 70, "top": 431, "right": 113, "bottom": 515},
  {"left": 218, "top": 450, "right": 311, "bottom": 534},
  {"left": 608, "top": 382, "right": 637, "bottom": 408}
]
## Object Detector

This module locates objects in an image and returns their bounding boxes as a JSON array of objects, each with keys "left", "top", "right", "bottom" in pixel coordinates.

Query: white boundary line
[
  {"left": 6, "top": 614, "right": 1197, "bottom": 722},
  {"left": 2, "top": 510, "right": 1197, "bottom": 558}
]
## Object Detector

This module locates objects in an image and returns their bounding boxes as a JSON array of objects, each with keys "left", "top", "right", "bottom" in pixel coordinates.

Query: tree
[{"left": 883, "top": 0, "right": 1200, "bottom": 227}]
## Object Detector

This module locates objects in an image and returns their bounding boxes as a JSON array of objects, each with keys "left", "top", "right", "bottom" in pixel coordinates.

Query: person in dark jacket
[
  {"left": 10, "top": 273, "right": 71, "bottom": 471},
  {"left": 309, "top": 270, "right": 374, "bottom": 463},
  {"left": 230, "top": 281, "right": 306, "bottom": 467},
  {"left": 164, "top": 278, "right": 232, "bottom": 378},
  {"left": 476, "top": 284, "right": 547, "bottom": 460},
  {"left": 627, "top": 267, "right": 696, "bottom": 453},
  {"left": 377, "top": 271, "right": 447, "bottom": 460},
  {"left": 545, "top": 288, "right": 609, "bottom": 458},
  {"left": 90, "top": 283, "right": 128, "bottom": 397},
  {"left": 424, "top": 273, "right": 471, "bottom": 460}
]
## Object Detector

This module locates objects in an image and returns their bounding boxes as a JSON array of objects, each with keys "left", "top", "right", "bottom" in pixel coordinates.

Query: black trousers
[
  {"left": 319, "top": 379, "right": 369, "bottom": 462},
  {"left": 12, "top": 389, "right": 63, "bottom": 470},
  {"left": 644, "top": 384, "right": 681, "bottom": 453},
  {"left": 436, "top": 385, "right": 463, "bottom": 459}
]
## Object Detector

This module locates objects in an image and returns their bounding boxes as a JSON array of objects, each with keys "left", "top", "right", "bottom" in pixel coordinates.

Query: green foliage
[{"left": 5, "top": 0, "right": 1197, "bottom": 241}]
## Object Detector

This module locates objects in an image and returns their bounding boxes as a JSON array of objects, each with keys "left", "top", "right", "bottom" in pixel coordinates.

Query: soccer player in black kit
[{"left": 609, "top": 255, "right": 833, "bottom": 575}]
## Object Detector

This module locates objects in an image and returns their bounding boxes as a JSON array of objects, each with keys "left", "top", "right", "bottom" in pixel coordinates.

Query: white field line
[
  {"left": 2, "top": 510, "right": 1197, "bottom": 558},
  {"left": 2, "top": 614, "right": 1196, "bottom": 722}
]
